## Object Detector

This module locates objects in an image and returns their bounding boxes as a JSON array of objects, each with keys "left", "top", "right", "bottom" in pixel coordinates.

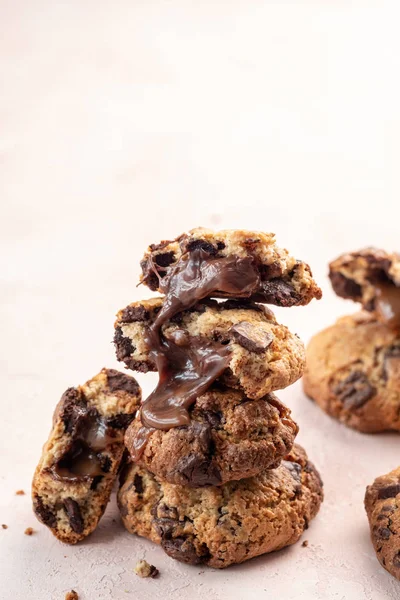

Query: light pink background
[{"left": 2, "top": 1, "right": 400, "bottom": 598}]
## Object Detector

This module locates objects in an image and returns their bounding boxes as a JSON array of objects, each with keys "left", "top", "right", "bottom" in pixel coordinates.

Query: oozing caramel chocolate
[
  {"left": 375, "top": 282, "right": 400, "bottom": 330},
  {"left": 52, "top": 400, "right": 124, "bottom": 482},
  {"left": 51, "top": 442, "right": 104, "bottom": 482},
  {"left": 134, "top": 248, "right": 260, "bottom": 457}
]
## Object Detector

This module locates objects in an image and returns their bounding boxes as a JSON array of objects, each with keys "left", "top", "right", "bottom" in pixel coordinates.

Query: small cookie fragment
[
  {"left": 365, "top": 466, "right": 400, "bottom": 580},
  {"left": 302, "top": 540, "right": 309, "bottom": 547},
  {"left": 115, "top": 298, "right": 306, "bottom": 399},
  {"left": 65, "top": 591, "right": 79, "bottom": 600},
  {"left": 32, "top": 368, "right": 141, "bottom": 544},
  {"left": 118, "top": 444, "right": 323, "bottom": 569},
  {"left": 16, "top": 490, "right": 25, "bottom": 496},
  {"left": 134, "top": 559, "right": 159, "bottom": 578},
  {"left": 303, "top": 311, "right": 400, "bottom": 432},
  {"left": 125, "top": 389, "right": 298, "bottom": 486},
  {"left": 24, "top": 527, "right": 35, "bottom": 536},
  {"left": 140, "top": 228, "right": 322, "bottom": 307},
  {"left": 2, "top": 524, "right": 8, "bottom": 529}
]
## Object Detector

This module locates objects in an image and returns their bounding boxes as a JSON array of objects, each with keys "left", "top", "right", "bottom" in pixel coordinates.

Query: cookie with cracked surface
[
  {"left": 125, "top": 388, "right": 298, "bottom": 487},
  {"left": 140, "top": 228, "right": 322, "bottom": 308},
  {"left": 365, "top": 466, "right": 400, "bottom": 580},
  {"left": 32, "top": 369, "right": 141, "bottom": 543},
  {"left": 303, "top": 311, "right": 400, "bottom": 433},
  {"left": 117, "top": 444, "right": 323, "bottom": 569},
  {"left": 114, "top": 298, "right": 306, "bottom": 399},
  {"left": 329, "top": 248, "right": 400, "bottom": 328}
]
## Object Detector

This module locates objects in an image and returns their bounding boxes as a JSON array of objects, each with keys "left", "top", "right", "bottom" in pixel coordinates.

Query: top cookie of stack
[{"left": 114, "top": 228, "right": 322, "bottom": 487}]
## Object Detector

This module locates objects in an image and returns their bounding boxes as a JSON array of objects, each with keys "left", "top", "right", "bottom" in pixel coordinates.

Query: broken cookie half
[{"left": 32, "top": 369, "right": 141, "bottom": 543}]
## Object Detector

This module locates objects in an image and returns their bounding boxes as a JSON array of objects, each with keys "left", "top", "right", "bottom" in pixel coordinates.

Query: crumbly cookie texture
[
  {"left": 117, "top": 444, "right": 323, "bottom": 569},
  {"left": 365, "top": 466, "right": 400, "bottom": 580},
  {"left": 134, "top": 559, "right": 159, "bottom": 578},
  {"left": 125, "top": 388, "right": 298, "bottom": 487},
  {"left": 114, "top": 298, "right": 306, "bottom": 399},
  {"left": 303, "top": 311, "right": 400, "bottom": 433},
  {"left": 329, "top": 247, "right": 400, "bottom": 310},
  {"left": 32, "top": 369, "right": 141, "bottom": 544},
  {"left": 140, "top": 228, "right": 322, "bottom": 307}
]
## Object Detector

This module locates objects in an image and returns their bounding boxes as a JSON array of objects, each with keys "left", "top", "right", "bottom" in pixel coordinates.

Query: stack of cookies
[{"left": 115, "top": 228, "right": 324, "bottom": 568}]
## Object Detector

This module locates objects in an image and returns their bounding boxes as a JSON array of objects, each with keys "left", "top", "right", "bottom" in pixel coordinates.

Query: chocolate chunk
[
  {"left": 154, "top": 251, "right": 175, "bottom": 268},
  {"left": 333, "top": 371, "right": 376, "bottom": 409},
  {"left": 375, "top": 526, "right": 392, "bottom": 540},
  {"left": 283, "top": 461, "right": 302, "bottom": 483},
  {"left": 231, "top": 321, "right": 274, "bottom": 353},
  {"left": 114, "top": 328, "right": 134, "bottom": 361},
  {"left": 33, "top": 497, "right": 56, "bottom": 528},
  {"left": 377, "top": 484, "right": 400, "bottom": 499},
  {"left": 185, "top": 239, "right": 217, "bottom": 255},
  {"left": 174, "top": 453, "right": 222, "bottom": 487},
  {"left": 216, "top": 241, "right": 226, "bottom": 250},
  {"left": 258, "top": 279, "right": 300, "bottom": 307},
  {"left": 120, "top": 305, "right": 150, "bottom": 323},
  {"left": 106, "top": 369, "right": 139, "bottom": 395},
  {"left": 161, "top": 537, "right": 207, "bottom": 565},
  {"left": 259, "top": 262, "right": 283, "bottom": 281},
  {"left": 156, "top": 503, "right": 179, "bottom": 520},
  {"left": 106, "top": 413, "right": 135, "bottom": 429},
  {"left": 202, "top": 410, "right": 222, "bottom": 428},
  {"left": 63, "top": 498, "right": 84, "bottom": 534},
  {"left": 133, "top": 473, "right": 144, "bottom": 495},
  {"left": 329, "top": 271, "right": 362, "bottom": 300}
]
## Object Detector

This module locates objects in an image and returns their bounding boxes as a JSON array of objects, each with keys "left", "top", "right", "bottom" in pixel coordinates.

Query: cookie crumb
[
  {"left": 302, "top": 540, "right": 309, "bottom": 547},
  {"left": 24, "top": 527, "right": 35, "bottom": 536},
  {"left": 2, "top": 524, "right": 8, "bottom": 529},
  {"left": 65, "top": 591, "right": 79, "bottom": 600},
  {"left": 134, "top": 559, "right": 159, "bottom": 578},
  {"left": 16, "top": 490, "right": 25, "bottom": 496}
]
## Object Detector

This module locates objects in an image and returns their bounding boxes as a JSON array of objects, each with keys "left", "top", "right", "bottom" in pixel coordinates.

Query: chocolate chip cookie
[
  {"left": 124, "top": 388, "right": 298, "bottom": 486},
  {"left": 32, "top": 369, "right": 141, "bottom": 543},
  {"left": 365, "top": 466, "right": 400, "bottom": 580},
  {"left": 303, "top": 311, "right": 400, "bottom": 432},
  {"left": 118, "top": 444, "right": 323, "bottom": 569},
  {"left": 140, "top": 227, "right": 322, "bottom": 308},
  {"left": 114, "top": 298, "right": 306, "bottom": 399},
  {"left": 329, "top": 247, "right": 400, "bottom": 328}
]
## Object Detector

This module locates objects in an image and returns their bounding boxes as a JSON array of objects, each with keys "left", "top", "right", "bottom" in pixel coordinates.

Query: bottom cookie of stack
[{"left": 118, "top": 444, "right": 323, "bottom": 569}]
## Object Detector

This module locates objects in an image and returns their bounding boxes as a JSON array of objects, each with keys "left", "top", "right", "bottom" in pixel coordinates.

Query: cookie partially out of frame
[
  {"left": 125, "top": 387, "right": 298, "bottom": 487},
  {"left": 114, "top": 298, "right": 306, "bottom": 399},
  {"left": 303, "top": 312, "right": 400, "bottom": 433},
  {"left": 140, "top": 228, "right": 322, "bottom": 308},
  {"left": 365, "top": 466, "right": 400, "bottom": 580},
  {"left": 118, "top": 444, "right": 323, "bottom": 569},
  {"left": 32, "top": 369, "right": 141, "bottom": 543},
  {"left": 329, "top": 247, "right": 400, "bottom": 318}
]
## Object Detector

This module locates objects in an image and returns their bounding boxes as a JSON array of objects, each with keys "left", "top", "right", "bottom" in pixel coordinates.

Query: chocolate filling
[
  {"left": 51, "top": 397, "right": 125, "bottom": 482},
  {"left": 133, "top": 248, "right": 261, "bottom": 458},
  {"left": 374, "top": 282, "right": 400, "bottom": 330}
]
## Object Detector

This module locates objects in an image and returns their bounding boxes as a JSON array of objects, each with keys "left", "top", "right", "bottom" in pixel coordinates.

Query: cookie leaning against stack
[{"left": 114, "top": 227, "right": 324, "bottom": 567}]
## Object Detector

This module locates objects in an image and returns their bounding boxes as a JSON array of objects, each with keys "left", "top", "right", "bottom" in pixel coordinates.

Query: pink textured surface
[{"left": 2, "top": 1, "right": 400, "bottom": 598}]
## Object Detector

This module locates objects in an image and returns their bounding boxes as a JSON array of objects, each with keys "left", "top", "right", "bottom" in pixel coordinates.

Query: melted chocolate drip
[
  {"left": 134, "top": 249, "right": 260, "bottom": 458},
  {"left": 375, "top": 282, "right": 400, "bottom": 330}
]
